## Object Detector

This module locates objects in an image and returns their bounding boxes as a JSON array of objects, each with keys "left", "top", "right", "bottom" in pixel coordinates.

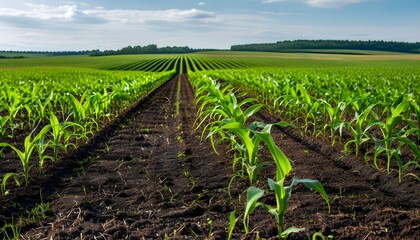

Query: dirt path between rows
[{"left": 1, "top": 74, "right": 419, "bottom": 239}]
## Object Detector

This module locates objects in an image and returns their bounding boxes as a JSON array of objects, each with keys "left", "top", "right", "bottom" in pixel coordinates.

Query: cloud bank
[
  {"left": 0, "top": 3, "right": 216, "bottom": 27},
  {"left": 262, "top": 0, "right": 365, "bottom": 8},
  {"left": 306, "top": 0, "right": 364, "bottom": 8}
]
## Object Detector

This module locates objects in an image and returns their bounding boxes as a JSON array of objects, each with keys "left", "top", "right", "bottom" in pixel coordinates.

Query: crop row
[
  {"left": 190, "top": 67, "right": 420, "bottom": 181},
  {"left": 107, "top": 55, "right": 252, "bottom": 73},
  {"left": 0, "top": 68, "right": 175, "bottom": 194},
  {"left": 190, "top": 74, "right": 330, "bottom": 239}
]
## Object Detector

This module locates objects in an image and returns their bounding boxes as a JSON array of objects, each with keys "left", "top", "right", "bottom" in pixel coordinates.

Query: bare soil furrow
[{"left": 17, "top": 75, "right": 233, "bottom": 239}]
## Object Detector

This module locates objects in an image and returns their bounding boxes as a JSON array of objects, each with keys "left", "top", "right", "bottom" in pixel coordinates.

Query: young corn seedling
[
  {"left": 209, "top": 121, "right": 266, "bottom": 185},
  {"left": 228, "top": 210, "right": 238, "bottom": 240},
  {"left": 319, "top": 100, "right": 347, "bottom": 144},
  {"left": 34, "top": 95, "right": 53, "bottom": 124},
  {"left": 390, "top": 134, "right": 420, "bottom": 181},
  {"left": 344, "top": 103, "right": 380, "bottom": 157},
  {"left": 373, "top": 101, "right": 412, "bottom": 173},
  {"left": 295, "top": 84, "right": 314, "bottom": 135},
  {"left": 244, "top": 176, "right": 330, "bottom": 239},
  {"left": 1, "top": 173, "right": 20, "bottom": 195},
  {"left": 407, "top": 100, "right": 420, "bottom": 130},
  {"left": 89, "top": 89, "right": 114, "bottom": 121},
  {"left": 49, "top": 112, "right": 81, "bottom": 162},
  {"left": 69, "top": 93, "right": 98, "bottom": 139},
  {"left": 0, "top": 124, "right": 51, "bottom": 192},
  {"left": 241, "top": 121, "right": 329, "bottom": 239},
  {"left": 0, "top": 96, "right": 22, "bottom": 137},
  {"left": 0, "top": 115, "right": 11, "bottom": 138},
  {"left": 374, "top": 128, "right": 420, "bottom": 181},
  {"left": 36, "top": 129, "right": 52, "bottom": 175},
  {"left": 195, "top": 79, "right": 263, "bottom": 154},
  {"left": 67, "top": 93, "right": 87, "bottom": 124}
]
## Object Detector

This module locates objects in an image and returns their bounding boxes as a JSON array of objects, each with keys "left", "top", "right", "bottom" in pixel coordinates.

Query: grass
[
  {"left": 193, "top": 51, "right": 420, "bottom": 68},
  {"left": 0, "top": 54, "right": 176, "bottom": 69},
  {"left": 250, "top": 49, "right": 414, "bottom": 55}
]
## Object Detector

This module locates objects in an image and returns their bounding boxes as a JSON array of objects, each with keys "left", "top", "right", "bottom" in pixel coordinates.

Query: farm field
[{"left": 0, "top": 52, "right": 419, "bottom": 239}]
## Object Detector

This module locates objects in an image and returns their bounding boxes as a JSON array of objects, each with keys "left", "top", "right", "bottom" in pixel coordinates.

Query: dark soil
[{"left": 1, "top": 74, "right": 419, "bottom": 240}]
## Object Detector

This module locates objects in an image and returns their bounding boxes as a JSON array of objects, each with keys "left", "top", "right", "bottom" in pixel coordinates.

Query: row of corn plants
[
  {"left": 107, "top": 55, "right": 252, "bottom": 74},
  {"left": 190, "top": 67, "right": 420, "bottom": 182},
  {"left": 190, "top": 74, "right": 330, "bottom": 239},
  {"left": 0, "top": 68, "right": 175, "bottom": 195}
]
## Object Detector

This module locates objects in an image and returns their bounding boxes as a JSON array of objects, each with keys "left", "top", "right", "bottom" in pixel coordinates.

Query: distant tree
[
  {"left": 231, "top": 40, "right": 420, "bottom": 53},
  {"left": 90, "top": 44, "right": 199, "bottom": 56}
]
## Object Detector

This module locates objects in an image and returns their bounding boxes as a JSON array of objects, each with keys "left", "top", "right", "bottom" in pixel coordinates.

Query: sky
[{"left": 0, "top": 0, "right": 419, "bottom": 51}]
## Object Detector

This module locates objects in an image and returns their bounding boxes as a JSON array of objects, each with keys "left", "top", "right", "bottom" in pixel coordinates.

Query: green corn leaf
[
  {"left": 244, "top": 187, "right": 264, "bottom": 232},
  {"left": 228, "top": 210, "right": 238, "bottom": 240},
  {"left": 220, "top": 122, "right": 255, "bottom": 164},
  {"left": 275, "top": 121, "right": 296, "bottom": 129},
  {"left": 1, "top": 172, "right": 21, "bottom": 195},
  {"left": 281, "top": 227, "right": 306, "bottom": 238},
  {"left": 253, "top": 131, "right": 292, "bottom": 180},
  {"left": 290, "top": 178, "right": 330, "bottom": 212},
  {"left": 297, "top": 84, "right": 312, "bottom": 105},
  {"left": 268, "top": 178, "right": 286, "bottom": 214}
]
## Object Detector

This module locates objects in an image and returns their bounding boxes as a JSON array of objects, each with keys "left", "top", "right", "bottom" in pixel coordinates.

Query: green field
[
  {"left": 1, "top": 50, "right": 418, "bottom": 181},
  {"left": 1, "top": 50, "right": 420, "bottom": 70},
  {"left": 1, "top": 51, "right": 419, "bottom": 239}
]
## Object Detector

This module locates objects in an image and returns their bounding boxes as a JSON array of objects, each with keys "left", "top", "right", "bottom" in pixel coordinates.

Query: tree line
[
  {"left": 0, "top": 50, "right": 100, "bottom": 56},
  {"left": 1, "top": 45, "right": 213, "bottom": 57},
  {"left": 231, "top": 40, "right": 420, "bottom": 53},
  {"left": 91, "top": 44, "right": 203, "bottom": 56},
  {"left": 0, "top": 55, "right": 26, "bottom": 59}
]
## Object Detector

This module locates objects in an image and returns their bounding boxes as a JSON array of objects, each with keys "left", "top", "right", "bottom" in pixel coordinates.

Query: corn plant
[
  {"left": 407, "top": 99, "right": 420, "bottom": 130},
  {"left": 0, "top": 125, "right": 51, "bottom": 191},
  {"left": 34, "top": 94, "right": 53, "bottom": 124},
  {"left": 239, "top": 127, "right": 330, "bottom": 239},
  {"left": 191, "top": 66, "right": 419, "bottom": 180},
  {"left": 343, "top": 103, "right": 380, "bottom": 157},
  {"left": 209, "top": 121, "right": 292, "bottom": 185},
  {"left": 244, "top": 177, "right": 330, "bottom": 240},
  {"left": 228, "top": 210, "right": 238, "bottom": 240},
  {"left": 373, "top": 101, "right": 410, "bottom": 171},
  {"left": 36, "top": 130, "right": 52, "bottom": 175},
  {"left": 48, "top": 113, "right": 81, "bottom": 162},
  {"left": 0, "top": 94, "right": 22, "bottom": 136},
  {"left": 1, "top": 173, "right": 20, "bottom": 195},
  {"left": 195, "top": 78, "right": 263, "bottom": 127},
  {"left": 87, "top": 88, "right": 114, "bottom": 121},
  {"left": 319, "top": 100, "right": 348, "bottom": 144},
  {"left": 194, "top": 77, "right": 263, "bottom": 159},
  {"left": 191, "top": 75, "right": 329, "bottom": 239},
  {"left": 0, "top": 115, "right": 11, "bottom": 138},
  {"left": 373, "top": 128, "right": 420, "bottom": 181}
]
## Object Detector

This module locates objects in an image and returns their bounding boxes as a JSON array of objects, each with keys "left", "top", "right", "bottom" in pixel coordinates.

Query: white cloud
[
  {"left": 82, "top": 8, "right": 215, "bottom": 25},
  {"left": 0, "top": 3, "right": 106, "bottom": 25},
  {"left": 0, "top": 1, "right": 417, "bottom": 51},
  {"left": 305, "top": 0, "right": 364, "bottom": 8},
  {"left": 0, "top": 3, "right": 215, "bottom": 25},
  {"left": 0, "top": 3, "right": 220, "bottom": 50},
  {"left": 261, "top": 0, "right": 287, "bottom": 3},
  {"left": 22, "top": 3, "right": 77, "bottom": 20},
  {"left": 261, "top": 0, "right": 365, "bottom": 7},
  {"left": 198, "top": 2, "right": 206, "bottom": 6},
  {"left": 260, "top": 11, "right": 289, "bottom": 16}
]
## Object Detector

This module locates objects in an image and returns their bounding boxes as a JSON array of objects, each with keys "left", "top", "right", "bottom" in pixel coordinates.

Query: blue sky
[{"left": 0, "top": 0, "right": 419, "bottom": 51}]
